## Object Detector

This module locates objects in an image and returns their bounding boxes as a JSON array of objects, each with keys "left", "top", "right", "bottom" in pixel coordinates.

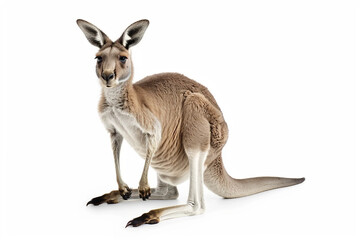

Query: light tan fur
[{"left": 77, "top": 19, "right": 305, "bottom": 227}]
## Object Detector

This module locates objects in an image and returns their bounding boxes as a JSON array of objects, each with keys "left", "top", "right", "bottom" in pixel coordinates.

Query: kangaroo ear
[
  {"left": 118, "top": 19, "right": 149, "bottom": 49},
  {"left": 76, "top": 19, "right": 110, "bottom": 48}
]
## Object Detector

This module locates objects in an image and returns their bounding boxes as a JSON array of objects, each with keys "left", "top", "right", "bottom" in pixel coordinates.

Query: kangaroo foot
[
  {"left": 86, "top": 190, "right": 121, "bottom": 206},
  {"left": 125, "top": 211, "right": 159, "bottom": 227}
]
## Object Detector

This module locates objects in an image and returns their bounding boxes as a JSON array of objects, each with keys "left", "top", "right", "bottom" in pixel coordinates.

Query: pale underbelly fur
[{"left": 101, "top": 107, "right": 189, "bottom": 186}]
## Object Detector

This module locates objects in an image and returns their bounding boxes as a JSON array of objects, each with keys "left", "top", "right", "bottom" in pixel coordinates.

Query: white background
[{"left": 0, "top": 0, "right": 359, "bottom": 239}]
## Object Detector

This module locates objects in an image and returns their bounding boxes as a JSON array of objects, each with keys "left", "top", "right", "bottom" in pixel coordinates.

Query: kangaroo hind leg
[
  {"left": 126, "top": 147, "right": 209, "bottom": 227},
  {"left": 126, "top": 91, "right": 211, "bottom": 227}
]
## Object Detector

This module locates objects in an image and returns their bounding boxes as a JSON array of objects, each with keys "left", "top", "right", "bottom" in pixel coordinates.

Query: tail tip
[{"left": 297, "top": 177, "right": 305, "bottom": 184}]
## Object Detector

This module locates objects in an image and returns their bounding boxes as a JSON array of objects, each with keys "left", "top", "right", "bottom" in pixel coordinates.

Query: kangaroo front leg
[
  {"left": 110, "top": 131, "right": 132, "bottom": 200},
  {"left": 138, "top": 134, "right": 157, "bottom": 200},
  {"left": 87, "top": 131, "right": 131, "bottom": 206}
]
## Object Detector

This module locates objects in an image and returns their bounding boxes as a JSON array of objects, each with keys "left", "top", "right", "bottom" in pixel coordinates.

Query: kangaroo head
[{"left": 77, "top": 19, "right": 149, "bottom": 88}]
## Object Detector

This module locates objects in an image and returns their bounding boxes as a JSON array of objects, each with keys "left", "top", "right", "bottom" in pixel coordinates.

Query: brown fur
[
  {"left": 98, "top": 72, "right": 228, "bottom": 178},
  {"left": 77, "top": 19, "right": 305, "bottom": 227}
]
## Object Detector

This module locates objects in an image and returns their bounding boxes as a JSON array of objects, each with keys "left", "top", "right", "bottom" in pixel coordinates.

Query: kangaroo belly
[{"left": 151, "top": 150, "right": 190, "bottom": 185}]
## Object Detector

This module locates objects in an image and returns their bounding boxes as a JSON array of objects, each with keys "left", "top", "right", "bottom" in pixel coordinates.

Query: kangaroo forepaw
[
  {"left": 125, "top": 212, "right": 159, "bottom": 228},
  {"left": 119, "top": 186, "right": 132, "bottom": 200},
  {"left": 86, "top": 190, "right": 121, "bottom": 206},
  {"left": 138, "top": 185, "right": 151, "bottom": 200}
]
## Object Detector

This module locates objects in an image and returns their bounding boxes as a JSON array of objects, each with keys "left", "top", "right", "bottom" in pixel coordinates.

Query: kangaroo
[{"left": 76, "top": 19, "right": 305, "bottom": 227}]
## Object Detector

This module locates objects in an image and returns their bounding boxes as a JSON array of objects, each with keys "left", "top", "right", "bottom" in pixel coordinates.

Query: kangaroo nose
[{"left": 102, "top": 72, "right": 115, "bottom": 81}]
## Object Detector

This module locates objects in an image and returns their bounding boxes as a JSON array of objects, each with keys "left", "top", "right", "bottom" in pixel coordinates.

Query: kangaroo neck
[{"left": 103, "top": 79, "right": 137, "bottom": 112}]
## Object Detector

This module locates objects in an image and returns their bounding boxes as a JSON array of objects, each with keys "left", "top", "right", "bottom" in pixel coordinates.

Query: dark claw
[
  {"left": 125, "top": 220, "right": 137, "bottom": 228},
  {"left": 86, "top": 195, "right": 106, "bottom": 206},
  {"left": 139, "top": 189, "right": 151, "bottom": 200},
  {"left": 139, "top": 194, "right": 147, "bottom": 201},
  {"left": 120, "top": 187, "right": 132, "bottom": 200},
  {"left": 121, "top": 192, "right": 131, "bottom": 200},
  {"left": 125, "top": 213, "right": 159, "bottom": 228}
]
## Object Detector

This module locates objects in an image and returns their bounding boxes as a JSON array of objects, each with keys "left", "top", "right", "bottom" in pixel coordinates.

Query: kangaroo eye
[
  {"left": 119, "top": 56, "right": 127, "bottom": 64},
  {"left": 95, "top": 56, "right": 102, "bottom": 63}
]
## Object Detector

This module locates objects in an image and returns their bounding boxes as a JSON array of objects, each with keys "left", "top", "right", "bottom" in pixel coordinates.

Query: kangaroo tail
[{"left": 204, "top": 155, "right": 305, "bottom": 198}]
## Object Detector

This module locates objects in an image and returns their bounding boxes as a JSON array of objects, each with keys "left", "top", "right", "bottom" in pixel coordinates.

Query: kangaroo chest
[
  {"left": 100, "top": 104, "right": 189, "bottom": 185},
  {"left": 101, "top": 106, "right": 148, "bottom": 158}
]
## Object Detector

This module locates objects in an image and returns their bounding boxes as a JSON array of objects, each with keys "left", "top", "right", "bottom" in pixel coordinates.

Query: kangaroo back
[{"left": 204, "top": 155, "right": 305, "bottom": 198}]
